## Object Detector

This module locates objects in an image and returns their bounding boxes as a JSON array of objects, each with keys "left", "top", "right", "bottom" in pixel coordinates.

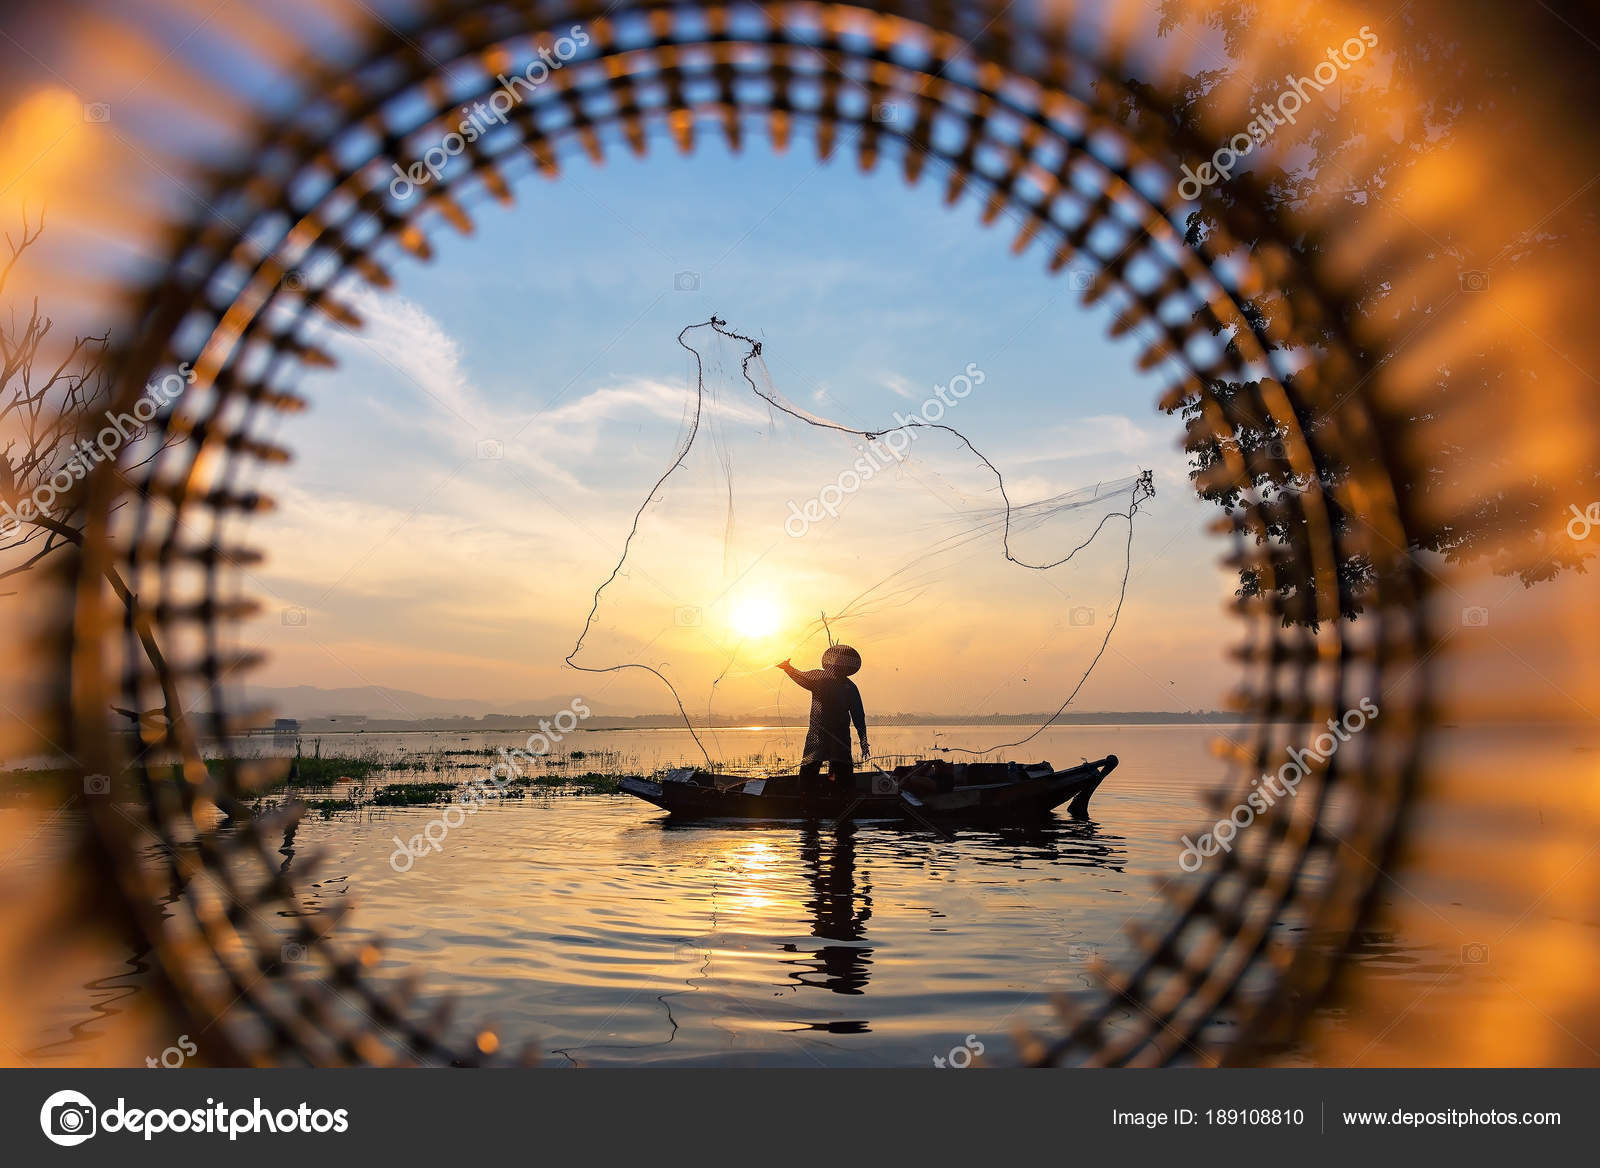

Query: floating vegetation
[
  {"left": 4, "top": 742, "right": 759, "bottom": 811},
  {"left": 372, "top": 782, "right": 461, "bottom": 807},
  {"left": 242, "top": 753, "right": 634, "bottom": 816}
]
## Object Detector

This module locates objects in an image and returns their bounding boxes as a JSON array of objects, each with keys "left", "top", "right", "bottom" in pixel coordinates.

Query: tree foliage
[{"left": 1115, "top": 0, "right": 1598, "bottom": 623}]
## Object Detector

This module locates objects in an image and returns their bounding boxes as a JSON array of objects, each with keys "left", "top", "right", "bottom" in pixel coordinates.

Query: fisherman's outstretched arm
[
  {"left": 851, "top": 689, "right": 869, "bottom": 757},
  {"left": 775, "top": 659, "right": 823, "bottom": 691}
]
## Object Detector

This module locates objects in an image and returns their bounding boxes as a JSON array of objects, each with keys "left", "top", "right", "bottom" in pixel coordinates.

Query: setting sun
[{"left": 729, "top": 595, "right": 782, "bottom": 640}]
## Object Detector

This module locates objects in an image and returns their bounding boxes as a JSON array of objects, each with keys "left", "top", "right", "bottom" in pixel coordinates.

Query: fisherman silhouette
[{"left": 777, "top": 644, "right": 869, "bottom": 793}]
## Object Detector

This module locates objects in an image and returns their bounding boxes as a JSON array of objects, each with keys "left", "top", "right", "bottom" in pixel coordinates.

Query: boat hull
[{"left": 617, "top": 754, "right": 1118, "bottom": 824}]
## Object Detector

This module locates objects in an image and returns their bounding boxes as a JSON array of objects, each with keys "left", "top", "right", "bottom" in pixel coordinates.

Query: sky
[
  {"left": 0, "top": 0, "right": 1253, "bottom": 729},
  {"left": 229, "top": 139, "right": 1244, "bottom": 719},
  {"left": 0, "top": 3, "right": 1589, "bottom": 737}
]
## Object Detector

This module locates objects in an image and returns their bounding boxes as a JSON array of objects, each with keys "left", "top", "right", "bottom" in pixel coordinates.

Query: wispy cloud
[
  {"left": 349, "top": 288, "right": 486, "bottom": 431},
  {"left": 1006, "top": 413, "right": 1176, "bottom": 466},
  {"left": 339, "top": 288, "right": 804, "bottom": 495},
  {"left": 880, "top": 372, "right": 918, "bottom": 399}
]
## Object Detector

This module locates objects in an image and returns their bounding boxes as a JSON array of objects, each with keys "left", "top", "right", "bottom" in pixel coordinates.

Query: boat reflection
[{"left": 654, "top": 814, "right": 1129, "bottom": 1017}]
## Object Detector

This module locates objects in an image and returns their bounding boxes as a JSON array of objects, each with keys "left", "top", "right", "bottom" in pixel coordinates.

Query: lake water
[
  {"left": 19, "top": 722, "right": 1590, "bottom": 1067},
  {"left": 273, "top": 724, "right": 1230, "bottom": 1067}
]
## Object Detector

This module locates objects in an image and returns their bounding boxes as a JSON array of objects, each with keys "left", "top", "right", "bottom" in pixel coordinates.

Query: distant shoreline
[{"left": 242, "top": 710, "right": 1256, "bottom": 735}]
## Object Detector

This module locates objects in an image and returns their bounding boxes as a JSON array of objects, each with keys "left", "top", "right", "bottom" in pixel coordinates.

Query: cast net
[{"left": 565, "top": 318, "right": 1155, "bottom": 767}]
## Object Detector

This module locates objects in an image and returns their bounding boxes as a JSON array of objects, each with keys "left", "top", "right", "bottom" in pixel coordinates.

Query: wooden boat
[{"left": 617, "top": 754, "right": 1118, "bottom": 823}]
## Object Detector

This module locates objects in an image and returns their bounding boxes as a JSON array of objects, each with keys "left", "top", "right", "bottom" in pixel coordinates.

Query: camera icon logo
[
  {"left": 674, "top": 270, "right": 701, "bottom": 292},
  {"left": 82, "top": 102, "right": 111, "bottom": 123},
  {"left": 1067, "top": 269, "right": 1094, "bottom": 292},
  {"left": 282, "top": 606, "right": 307, "bottom": 627},
  {"left": 674, "top": 605, "right": 702, "bottom": 627},
  {"left": 476, "top": 438, "right": 504, "bottom": 460},
  {"left": 1461, "top": 606, "right": 1490, "bottom": 628},
  {"left": 1461, "top": 942, "right": 1490, "bottom": 965},
  {"left": 40, "top": 1089, "right": 97, "bottom": 1146},
  {"left": 871, "top": 773, "right": 899, "bottom": 795},
  {"left": 1458, "top": 270, "right": 1490, "bottom": 292},
  {"left": 83, "top": 773, "right": 110, "bottom": 795},
  {"left": 281, "top": 941, "right": 309, "bottom": 964},
  {"left": 1069, "top": 606, "right": 1096, "bottom": 627},
  {"left": 281, "top": 269, "right": 307, "bottom": 292},
  {"left": 871, "top": 101, "right": 903, "bottom": 124}
]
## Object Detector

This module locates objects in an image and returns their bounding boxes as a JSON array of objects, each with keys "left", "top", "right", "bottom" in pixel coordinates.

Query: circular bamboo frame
[{"left": 56, "top": 0, "right": 1427, "bottom": 1066}]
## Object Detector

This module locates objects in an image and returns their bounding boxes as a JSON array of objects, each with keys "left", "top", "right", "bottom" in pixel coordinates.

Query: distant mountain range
[{"left": 238, "top": 685, "right": 614, "bottom": 721}]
